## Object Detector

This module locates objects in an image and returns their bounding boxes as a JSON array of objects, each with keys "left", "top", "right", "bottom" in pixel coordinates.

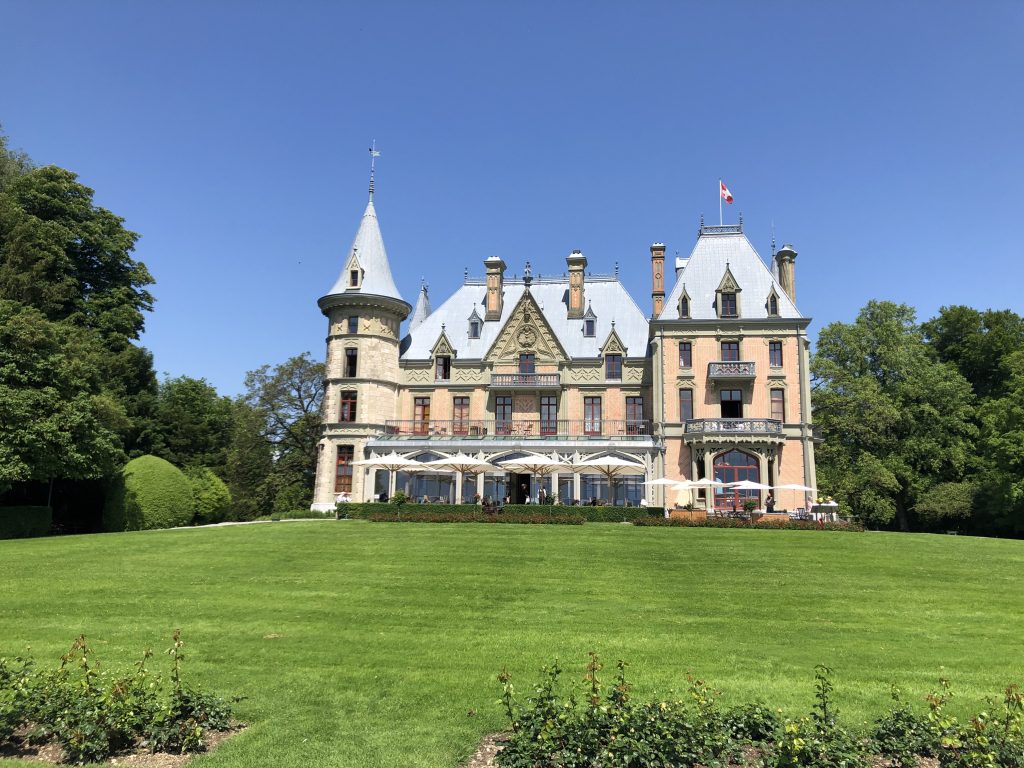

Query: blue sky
[{"left": 3, "top": 1, "right": 1022, "bottom": 395}]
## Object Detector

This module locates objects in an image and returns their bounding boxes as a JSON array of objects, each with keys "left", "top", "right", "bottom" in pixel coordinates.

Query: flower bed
[{"left": 634, "top": 516, "right": 863, "bottom": 531}]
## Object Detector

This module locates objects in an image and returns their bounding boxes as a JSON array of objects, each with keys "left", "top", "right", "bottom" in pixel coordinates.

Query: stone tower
[{"left": 311, "top": 174, "right": 410, "bottom": 511}]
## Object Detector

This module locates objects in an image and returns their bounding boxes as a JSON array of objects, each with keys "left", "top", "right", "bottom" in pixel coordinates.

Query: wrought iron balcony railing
[
  {"left": 489, "top": 373, "right": 561, "bottom": 388},
  {"left": 683, "top": 418, "right": 782, "bottom": 435},
  {"left": 382, "top": 419, "right": 652, "bottom": 439},
  {"left": 707, "top": 361, "right": 756, "bottom": 379}
]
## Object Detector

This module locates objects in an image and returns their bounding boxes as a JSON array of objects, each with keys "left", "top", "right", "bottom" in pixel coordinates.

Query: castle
[{"left": 311, "top": 177, "right": 816, "bottom": 513}]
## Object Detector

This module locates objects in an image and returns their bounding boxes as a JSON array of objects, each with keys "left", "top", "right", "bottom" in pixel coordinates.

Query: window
[
  {"left": 496, "top": 396, "right": 513, "bottom": 434},
  {"left": 413, "top": 397, "right": 430, "bottom": 435},
  {"left": 712, "top": 450, "right": 760, "bottom": 511},
  {"left": 605, "top": 354, "right": 622, "bottom": 380},
  {"left": 469, "top": 320, "right": 481, "bottom": 339},
  {"left": 436, "top": 355, "right": 451, "bottom": 381},
  {"left": 721, "top": 292, "right": 737, "bottom": 317},
  {"left": 769, "top": 341, "right": 783, "bottom": 367},
  {"left": 347, "top": 316, "right": 358, "bottom": 334},
  {"left": 584, "top": 396, "right": 602, "bottom": 435},
  {"left": 626, "top": 396, "right": 644, "bottom": 434},
  {"left": 344, "top": 348, "right": 358, "bottom": 377},
  {"left": 768, "top": 295, "right": 779, "bottom": 316},
  {"left": 540, "top": 395, "right": 557, "bottom": 435},
  {"left": 721, "top": 389, "right": 743, "bottom": 418},
  {"left": 679, "top": 389, "right": 693, "bottom": 421},
  {"left": 339, "top": 391, "right": 357, "bottom": 422},
  {"left": 679, "top": 341, "right": 692, "bottom": 368},
  {"left": 679, "top": 295, "right": 690, "bottom": 318},
  {"left": 453, "top": 396, "right": 470, "bottom": 435},
  {"left": 519, "top": 353, "right": 535, "bottom": 374},
  {"left": 584, "top": 319, "right": 596, "bottom": 337},
  {"left": 335, "top": 446, "right": 354, "bottom": 493},
  {"left": 721, "top": 341, "right": 739, "bottom": 362},
  {"left": 771, "top": 388, "right": 785, "bottom": 422},
  {"left": 349, "top": 269, "right": 360, "bottom": 287}
]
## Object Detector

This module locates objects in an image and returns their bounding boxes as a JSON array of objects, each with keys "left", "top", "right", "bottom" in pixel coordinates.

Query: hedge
[
  {"left": 185, "top": 467, "right": 232, "bottom": 524},
  {"left": 365, "top": 511, "right": 585, "bottom": 525},
  {"left": 503, "top": 504, "right": 664, "bottom": 522},
  {"left": 633, "top": 516, "right": 863, "bottom": 531},
  {"left": 103, "top": 455, "right": 195, "bottom": 531},
  {"left": 340, "top": 503, "right": 481, "bottom": 519},
  {"left": 0, "top": 506, "right": 52, "bottom": 539}
]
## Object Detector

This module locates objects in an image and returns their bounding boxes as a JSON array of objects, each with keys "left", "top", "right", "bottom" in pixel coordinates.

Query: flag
[{"left": 720, "top": 180, "right": 734, "bottom": 204}]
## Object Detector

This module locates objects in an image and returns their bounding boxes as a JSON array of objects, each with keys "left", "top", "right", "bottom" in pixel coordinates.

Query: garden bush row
[
  {"left": 0, "top": 506, "right": 52, "bottom": 539},
  {"left": 340, "top": 503, "right": 663, "bottom": 523},
  {"left": 0, "top": 631, "right": 237, "bottom": 764},
  {"left": 634, "top": 516, "right": 863, "bottom": 532},
  {"left": 496, "top": 655, "right": 1024, "bottom": 768},
  {"left": 365, "top": 511, "right": 585, "bottom": 525}
]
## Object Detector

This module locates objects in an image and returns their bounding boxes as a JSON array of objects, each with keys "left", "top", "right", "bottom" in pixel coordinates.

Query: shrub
[
  {"left": 103, "top": 455, "right": 195, "bottom": 531},
  {"left": 185, "top": 467, "right": 232, "bottom": 525},
  {"left": 0, "top": 506, "right": 52, "bottom": 539},
  {"left": 634, "top": 517, "right": 863, "bottom": 532},
  {"left": 1, "top": 632, "right": 235, "bottom": 763},
  {"left": 341, "top": 503, "right": 482, "bottom": 519},
  {"left": 504, "top": 504, "right": 663, "bottom": 522},
  {"left": 367, "top": 511, "right": 585, "bottom": 525}
]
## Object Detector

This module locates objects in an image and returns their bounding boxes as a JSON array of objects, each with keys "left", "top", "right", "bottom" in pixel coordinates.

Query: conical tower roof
[
  {"left": 410, "top": 281, "right": 432, "bottom": 330},
  {"left": 325, "top": 197, "right": 405, "bottom": 303}
]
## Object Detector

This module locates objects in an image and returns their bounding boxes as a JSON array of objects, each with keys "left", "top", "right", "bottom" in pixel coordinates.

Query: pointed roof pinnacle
[
  {"left": 410, "top": 280, "right": 432, "bottom": 330},
  {"left": 368, "top": 140, "right": 380, "bottom": 202}
]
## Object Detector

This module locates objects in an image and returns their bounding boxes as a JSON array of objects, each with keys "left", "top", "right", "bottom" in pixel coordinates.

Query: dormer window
[
  {"left": 435, "top": 355, "right": 451, "bottom": 381},
  {"left": 721, "top": 292, "right": 737, "bottom": 317},
  {"left": 349, "top": 269, "right": 360, "bottom": 287},
  {"left": 469, "top": 319, "right": 481, "bottom": 339},
  {"left": 584, "top": 319, "right": 596, "bottom": 337},
  {"left": 679, "top": 295, "right": 690, "bottom": 318},
  {"left": 605, "top": 354, "right": 622, "bottom": 380},
  {"left": 768, "top": 293, "right": 779, "bottom": 316}
]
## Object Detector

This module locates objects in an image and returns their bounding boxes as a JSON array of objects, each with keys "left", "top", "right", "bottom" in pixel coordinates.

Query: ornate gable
[
  {"left": 716, "top": 265, "right": 741, "bottom": 293},
  {"left": 484, "top": 291, "right": 568, "bottom": 363},
  {"left": 343, "top": 248, "right": 364, "bottom": 289},
  {"left": 431, "top": 331, "right": 455, "bottom": 357},
  {"left": 600, "top": 326, "right": 627, "bottom": 356}
]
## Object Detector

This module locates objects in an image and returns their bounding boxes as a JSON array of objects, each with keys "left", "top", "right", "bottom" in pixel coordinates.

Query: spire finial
[
  {"left": 368, "top": 140, "right": 381, "bottom": 201},
  {"left": 771, "top": 218, "right": 776, "bottom": 256},
  {"left": 523, "top": 261, "right": 533, "bottom": 288},
  {"left": 614, "top": 261, "right": 619, "bottom": 278}
]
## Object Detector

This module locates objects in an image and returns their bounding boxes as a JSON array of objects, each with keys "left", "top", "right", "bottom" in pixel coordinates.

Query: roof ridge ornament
[{"left": 368, "top": 140, "right": 380, "bottom": 201}]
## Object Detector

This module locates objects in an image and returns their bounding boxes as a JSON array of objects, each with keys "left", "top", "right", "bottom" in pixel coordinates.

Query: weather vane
[{"left": 368, "top": 140, "right": 381, "bottom": 199}]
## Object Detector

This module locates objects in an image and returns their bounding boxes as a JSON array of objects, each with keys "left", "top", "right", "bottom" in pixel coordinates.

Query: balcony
[
  {"left": 489, "top": 373, "right": 561, "bottom": 389},
  {"left": 708, "top": 361, "right": 756, "bottom": 380},
  {"left": 682, "top": 418, "right": 783, "bottom": 440},
  {"left": 382, "top": 419, "right": 652, "bottom": 440}
]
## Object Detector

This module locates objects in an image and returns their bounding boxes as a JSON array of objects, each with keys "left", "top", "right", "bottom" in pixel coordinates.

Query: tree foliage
[
  {"left": 812, "top": 301, "right": 977, "bottom": 530},
  {"left": 146, "top": 376, "right": 235, "bottom": 472},
  {"left": 185, "top": 466, "right": 232, "bottom": 525},
  {"left": 103, "top": 455, "right": 194, "bottom": 531}
]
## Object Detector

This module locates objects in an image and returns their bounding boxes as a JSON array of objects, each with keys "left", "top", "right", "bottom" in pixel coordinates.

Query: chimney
[
  {"left": 484, "top": 256, "right": 506, "bottom": 320},
  {"left": 650, "top": 242, "right": 666, "bottom": 316},
  {"left": 774, "top": 244, "right": 797, "bottom": 303},
  {"left": 566, "top": 250, "right": 587, "bottom": 319}
]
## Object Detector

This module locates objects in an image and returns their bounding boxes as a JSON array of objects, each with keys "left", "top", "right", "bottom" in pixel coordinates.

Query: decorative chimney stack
[
  {"left": 650, "top": 242, "right": 666, "bottom": 316},
  {"left": 566, "top": 250, "right": 587, "bottom": 319},
  {"left": 484, "top": 256, "right": 506, "bottom": 320},
  {"left": 774, "top": 244, "right": 797, "bottom": 303}
]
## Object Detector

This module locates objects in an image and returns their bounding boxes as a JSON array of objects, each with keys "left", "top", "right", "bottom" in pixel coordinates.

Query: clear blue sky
[{"left": 3, "top": 1, "right": 1022, "bottom": 396}]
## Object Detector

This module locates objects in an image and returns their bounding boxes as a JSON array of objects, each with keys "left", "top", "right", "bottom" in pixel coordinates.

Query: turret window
[
  {"left": 347, "top": 316, "right": 358, "bottom": 334},
  {"left": 721, "top": 292, "right": 738, "bottom": 317},
  {"left": 605, "top": 354, "right": 622, "bottom": 380},
  {"left": 436, "top": 355, "right": 452, "bottom": 381},
  {"left": 349, "top": 269, "right": 360, "bottom": 287},
  {"left": 339, "top": 391, "right": 357, "bottom": 422},
  {"left": 335, "top": 446, "right": 354, "bottom": 493},
  {"left": 344, "top": 348, "right": 358, "bottom": 377}
]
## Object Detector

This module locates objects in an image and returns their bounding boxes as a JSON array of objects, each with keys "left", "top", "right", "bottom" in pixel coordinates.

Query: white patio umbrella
[
  {"left": 772, "top": 483, "right": 817, "bottom": 513},
  {"left": 352, "top": 452, "right": 426, "bottom": 499},
  {"left": 421, "top": 453, "right": 500, "bottom": 503},
  {"left": 573, "top": 456, "right": 646, "bottom": 505},
  {"left": 495, "top": 454, "right": 571, "bottom": 504}
]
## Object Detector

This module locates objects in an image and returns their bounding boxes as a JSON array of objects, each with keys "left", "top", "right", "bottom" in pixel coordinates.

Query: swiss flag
[{"left": 720, "top": 180, "right": 734, "bottom": 204}]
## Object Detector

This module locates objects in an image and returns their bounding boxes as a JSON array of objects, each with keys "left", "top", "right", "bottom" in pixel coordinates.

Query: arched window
[{"left": 712, "top": 450, "right": 760, "bottom": 511}]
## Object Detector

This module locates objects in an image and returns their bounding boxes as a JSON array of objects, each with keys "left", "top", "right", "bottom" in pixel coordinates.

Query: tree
[
  {"left": 0, "top": 127, "right": 33, "bottom": 192},
  {"left": 228, "top": 353, "right": 325, "bottom": 516},
  {"left": 974, "top": 350, "right": 1024, "bottom": 537},
  {"left": 0, "top": 300, "right": 125, "bottom": 485},
  {"left": 812, "top": 301, "right": 977, "bottom": 530},
  {"left": 147, "top": 376, "right": 235, "bottom": 472},
  {"left": 922, "top": 306, "right": 1024, "bottom": 401}
]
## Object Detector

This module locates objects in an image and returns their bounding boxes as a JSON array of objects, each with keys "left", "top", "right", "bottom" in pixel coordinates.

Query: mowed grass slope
[{"left": 2, "top": 522, "right": 1023, "bottom": 767}]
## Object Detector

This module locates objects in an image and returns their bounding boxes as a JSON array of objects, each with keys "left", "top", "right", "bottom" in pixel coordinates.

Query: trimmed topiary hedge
[
  {"left": 365, "top": 511, "right": 585, "bottom": 524},
  {"left": 340, "top": 503, "right": 481, "bottom": 519},
  {"left": 0, "top": 506, "right": 52, "bottom": 539},
  {"left": 185, "top": 467, "right": 232, "bottom": 524},
  {"left": 503, "top": 504, "right": 664, "bottom": 522},
  {"left": 103, "top": 455, "right": 195, "bottom": 531},
  {"left": 633, "top": 516, "right": 863, "bottom": 531},
  {"left": 338, "top": 503, "right": 659, "bottom": 524}
]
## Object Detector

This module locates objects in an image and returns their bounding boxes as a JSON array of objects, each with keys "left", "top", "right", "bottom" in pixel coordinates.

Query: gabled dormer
[
  {"left": 484, "top": 289, "right": 568, "bottom": 364},
  {"left": 677, "top": 285, "right": 692, "bottom": 319},
  {"left": 765, "top": 287, "right": 781, "bottom": 317},
  {"left": 601, "top": 324, "right": 627, "bottom": 381},
  {"left": 431, "top": 329, "right": 456, "bottom": 381},
  {"left": 467, "top": 304, "right": 483, "bottom": 340},
  {"left": 715, "top": 264, "right": 741, "bottom": 318},
  {"left": 582, "top": 301, "right": 597, "bottom": 337},
  {"left": 344, "top": 248, "right": 364, "bottom": 290}
]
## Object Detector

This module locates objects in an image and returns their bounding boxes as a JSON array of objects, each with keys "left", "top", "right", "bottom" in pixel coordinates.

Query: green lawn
[{"left": 2, "top": 522, "right": 1023, "bottom": 767}]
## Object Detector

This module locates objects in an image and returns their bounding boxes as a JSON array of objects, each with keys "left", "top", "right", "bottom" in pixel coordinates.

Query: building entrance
[{"left": 508, "top": 472, "right": 532, "bottom": 503}]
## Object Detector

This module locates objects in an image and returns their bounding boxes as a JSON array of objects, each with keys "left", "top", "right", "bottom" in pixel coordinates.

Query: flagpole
[{"left": 719, "top": 179, "right": 723, "bottom": 225}]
